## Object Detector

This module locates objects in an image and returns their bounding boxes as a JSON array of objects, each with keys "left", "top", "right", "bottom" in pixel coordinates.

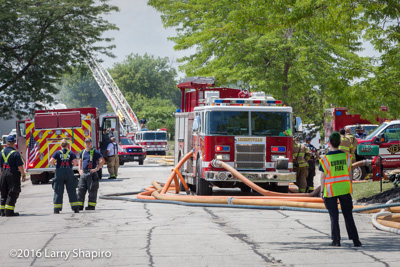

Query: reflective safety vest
[
  {"left": 319, "top": 152, "right": 352, "bottom": 198},
  {"left": 59, "top": 149, "right": 71, "bottom": 167},
  {"left": 293, "top": 143, "right": 312, "bottom": 168},
  {"left": 82, "top": 149, "right": 95, "bottom": 169},
  {"left": 339, "top": 135, "right": 351, "bottom": 153},
  {"left": 2, "top": 150, "right": 16, "bottom": 169}
]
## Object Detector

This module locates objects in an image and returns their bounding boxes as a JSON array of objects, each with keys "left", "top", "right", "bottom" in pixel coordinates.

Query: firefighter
[
  {"left": 140, "top": 117, "right": 147, "bottom": 129},
  {"left": 49, "top": 139, "right": 80, "bottom": 214},
  {"left": 0, "top": 135, "right": 26, "bottom": 217},
  {"left": 319, "top": 131, "right": 361, "bottom": 247},
  {"left": 293, "top": 137, "right": 312, "bottom": 193},
  {"left": 106, "top": 137, "right": 122, "bottom": 179},
  {"left": 339, "top": 129, "right": 352, "bottom": 154},
  {"left": 345, "top": 126, "right": 358, "bottom": 164},
  {"left": 77, "top": 138, "right": 105, "bottom": 210},
  {"left": 305, "top": 136, "right": 320, "bottom": 193}
]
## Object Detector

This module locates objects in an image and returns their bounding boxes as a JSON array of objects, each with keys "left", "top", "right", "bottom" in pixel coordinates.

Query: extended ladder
[{"left": 86, "top": 56, "right": 140, "bottom": 134}]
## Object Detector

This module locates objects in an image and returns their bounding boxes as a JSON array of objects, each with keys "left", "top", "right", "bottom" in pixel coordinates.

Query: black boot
[
  {"left": 78, "top": 206, "right": 83, "bottom": 211},
  {"left": 85, "top": 206, "right": 95, "bottom": 210},
  {"left": 329, "top": 240, "right": 341, "bottom": 247},
  {"left": 5, "top": 210, "right": 20, "bottom": 217},
  {"left": 54, "top": 209, "right": 61, "bottom": 214},
  {"left": 353, "top": 240, "right": 362, "bottom": 247},
  {"left": 0, "top": 210, "right": 5, "bottom": 217},
  {"left": 73, "top": 208, "right": 79, "bottom": 213}
]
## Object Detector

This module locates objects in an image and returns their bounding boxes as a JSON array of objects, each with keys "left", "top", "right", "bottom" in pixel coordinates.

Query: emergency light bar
[{"left": 212, "top": 99, "right": 282, "bottom": 106}]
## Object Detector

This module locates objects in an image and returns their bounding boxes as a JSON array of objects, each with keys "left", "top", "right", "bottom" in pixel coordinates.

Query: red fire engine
[
  {"left": 174, "top": 77, "right": 298, "bottom": 195},
  {"left": 135, "top": 129, "right": 168, "bottom": 155},
  {"left": 16, "top": 108, "right": 120, "bottom": 184}
]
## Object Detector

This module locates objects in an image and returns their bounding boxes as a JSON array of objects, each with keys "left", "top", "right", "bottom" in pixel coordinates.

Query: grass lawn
[{"left": 352, "top": 180, "right": 394, "bottom": 200}]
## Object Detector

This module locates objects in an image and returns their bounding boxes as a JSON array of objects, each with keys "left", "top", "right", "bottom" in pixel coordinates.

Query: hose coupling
[
  {"left": 363, "top": 159, "right": 372, "bottom": 166},
  {"left": 211, "top": 159, "right": 220, "bottom": 168}
]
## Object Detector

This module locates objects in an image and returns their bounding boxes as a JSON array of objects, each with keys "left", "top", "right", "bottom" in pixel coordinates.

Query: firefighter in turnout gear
[
  {"left": 0, "top": 135, "right": 26, "bottom": 217},
  {"left": 106, "top": 137, "right": 122, "bottom": 179},
  {"left": 78, "top": 138, "right": 104, "bottom": 210},
  {"left": 293, "top": 138, "right": 312, "bottom": 193},
  {"left": 345, "top": 126, "right": 358, "bottom": 164},
  {"left": 319, "top": 131, "right": 361, "bottom": 247},
  {"left": 49, "top": 139, "right": 79, "bottom": 214},
  {"left": 339, "top": 129, "right": 353, "bottom": 162}
]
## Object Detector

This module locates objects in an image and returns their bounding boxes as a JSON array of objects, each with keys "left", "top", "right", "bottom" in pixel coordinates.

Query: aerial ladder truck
[{"left": 85, "top": 56, "right": 141, "bottom": 135}]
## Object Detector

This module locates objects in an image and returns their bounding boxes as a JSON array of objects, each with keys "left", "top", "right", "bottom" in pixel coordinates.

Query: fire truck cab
[
  {"left": 135, "top": 129, "right": 168, "bottom": 155},
  {"left": 16, "top": 108, "right": 120, "bottom": 184},
  {"left": 175, "top": 77, "right": 297, "bottom": 195}
]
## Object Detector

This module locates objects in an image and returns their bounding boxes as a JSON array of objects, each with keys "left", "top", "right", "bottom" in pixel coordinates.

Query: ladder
[{"left": 85, "top": 56, "right": 140, "bottom": 134}]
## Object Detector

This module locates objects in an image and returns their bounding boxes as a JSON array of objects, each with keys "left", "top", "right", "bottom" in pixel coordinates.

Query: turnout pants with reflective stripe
[
  {"left": 294, "top": 166, "right": 308, "bottom": 193},
  {"left": 52, "top": 168, "right": 79, "bottom": 211},
  {"left": 324, "top": 193, "right": 359, "bottom": 242},
  {"left": 107, "top": 155, "right": 119, "bottom": 178},
  {"left": 77, "top": 171, "right": 99, "bottom": 208},
  {"left": 0, "top": 169, "right": 21, "bottom": 213},
  {"left": 306, "top": 160, "right": 315, "bottom": 190}
]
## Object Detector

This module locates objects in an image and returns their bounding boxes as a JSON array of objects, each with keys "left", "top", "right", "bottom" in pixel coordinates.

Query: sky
[{"left": 99, "top": 0, "right": 194, "bottom": 74}]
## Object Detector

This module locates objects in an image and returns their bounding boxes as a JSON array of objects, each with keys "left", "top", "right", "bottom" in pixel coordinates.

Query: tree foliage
[
  {"left": 109, "top": 53, "right": 180, "bottom": 107},
  {"left": 148, "top": 0, "right": 400, "bottom": 123},
  {"left": 57, "top": 66, "right": 108, "bottom": 113},
  {"left": 0, "top": 0, "right": 118, "bottom": 118}
]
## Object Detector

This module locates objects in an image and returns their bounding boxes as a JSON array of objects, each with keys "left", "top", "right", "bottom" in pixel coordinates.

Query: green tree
[
  {"left": 0, "top": 0, "right": 118, "bottom": 118},
  {"left": 109, "top": 53, "right": 180, "bottom": 107},
  {"left": 58, "top": 66, "right": 108, "bottom": 113},
  {"left": 148, "top": 0, "right": 368, "bottom": 123}
]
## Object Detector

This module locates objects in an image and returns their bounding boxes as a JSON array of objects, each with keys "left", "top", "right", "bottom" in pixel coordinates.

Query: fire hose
[{"left": 101, "top": 150, "right": 400, "bottom": 217}]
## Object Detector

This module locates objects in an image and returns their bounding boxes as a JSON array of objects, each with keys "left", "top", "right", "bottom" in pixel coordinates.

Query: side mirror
[
  {"left": 192, "top": 115, "right": 200, "bottom": 132},
  {"left": 295, "top": 117, "right": 303, "bottom": 133}
]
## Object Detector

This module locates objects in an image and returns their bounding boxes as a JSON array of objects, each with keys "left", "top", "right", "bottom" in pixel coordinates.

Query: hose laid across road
[{"left": 100, "top": 150, "right": 400, "bottom": 233}]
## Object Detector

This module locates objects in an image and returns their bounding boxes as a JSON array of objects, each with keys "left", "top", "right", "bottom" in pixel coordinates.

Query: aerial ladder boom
[{"left": 85, "top": 56, "right": 140, "bottom": 134}]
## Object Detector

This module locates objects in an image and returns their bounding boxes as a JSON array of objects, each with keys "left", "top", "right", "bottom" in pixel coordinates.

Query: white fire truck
[
  {"left": 135, "top": 129, "right": 168, "bottom": 155},
  {"left": 16, "top": 108, "right": 120, "bottom": 184},
  {"left": 175, "top": 77, "right": 299, "bottom": 195}
]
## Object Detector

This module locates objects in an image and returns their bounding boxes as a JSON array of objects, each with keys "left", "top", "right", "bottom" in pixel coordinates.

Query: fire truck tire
[
  {"left": 119, "top": 160, "right": 124, "bottom": 166},
  {"left": 139, "top": 160, "right": 144, "bottom": 165},
  {"left": 159, "top": 151, "right": 166, "bottom": 156},
  {"left": 196, "top": 161, "right": 212, "bottom": 196},
  {"left": 353, "top": 166, "right": 367, "bottom": 181},
  {"left": 30, "top": 174, "right": 40, "bottom": 184}
]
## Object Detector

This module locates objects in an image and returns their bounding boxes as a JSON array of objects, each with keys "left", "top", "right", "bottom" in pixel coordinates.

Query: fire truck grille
[{"left": 235, "top": 144, "right": 265, "bottom": 170}]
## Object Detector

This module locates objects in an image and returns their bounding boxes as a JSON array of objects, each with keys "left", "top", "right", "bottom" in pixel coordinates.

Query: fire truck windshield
[
  {"left": 206, "top": 111, "right": 291, "bottom": 136},
  {"left": 120, "top": 138, "right": 134, "bottom": 145},
  {"left": 143, "top": 132, "right": 167, "bottom": 140}
]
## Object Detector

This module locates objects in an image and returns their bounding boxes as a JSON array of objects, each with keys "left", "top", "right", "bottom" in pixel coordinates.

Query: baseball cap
[
  {"left": 305, "top": 135, "right": 312, "bottom": 141},
  {"left": 85, "top": 137, "right": 92, "bottom": 143},
  {"left": 7, "top": 135, "right": 16, "bottom": 142}
]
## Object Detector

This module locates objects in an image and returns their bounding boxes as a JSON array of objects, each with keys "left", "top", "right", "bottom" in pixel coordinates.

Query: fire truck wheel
[
  {"left": 119, "top": 161, "right": 124, "bottom": 166},
  {"left": 353, "top": 166, "right": 367, "bottom": 181},
  {"left": 139, "top": 160, "right": 144, "bottom": 165},
  {"left": 30, "top": 174, "right": 40, "bottom": 184},
  {"left": 196, "top": 160, "right": 212, "bottom": 196}
]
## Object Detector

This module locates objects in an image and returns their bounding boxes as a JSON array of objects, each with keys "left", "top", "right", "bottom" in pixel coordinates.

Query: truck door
[
  {"left": 377, "top": 124, "right": 400, "bottom": 168},
  {"left": 100, "top": 116, "right": 120, "bottom": 157},
  {"left": 16, "top": 120, "right": 27, "bottom": 161}
]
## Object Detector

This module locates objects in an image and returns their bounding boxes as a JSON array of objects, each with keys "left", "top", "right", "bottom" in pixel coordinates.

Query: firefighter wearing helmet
[
  {"left": 344, "top": 126, "right": 358, "bottom": 164},
  {"left": 0, "top": 135, "right": 26, "bottom": 217},
  {"left": 293, "top": 136, "right": 312, "bottom": 193}
]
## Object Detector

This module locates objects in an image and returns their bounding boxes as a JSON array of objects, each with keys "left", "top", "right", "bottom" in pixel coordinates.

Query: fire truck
[
  {"left": 135, "top": 129, "right": 168, "bottom": 155},
  {"left": 174, "top": 77, "right": 298, "bottom": 195},
  {"left": 16, "top": 108, "right": 120, "bottom": 184},
  {"left": 324, "top": 107, "right": 387, "bottom": 143}
]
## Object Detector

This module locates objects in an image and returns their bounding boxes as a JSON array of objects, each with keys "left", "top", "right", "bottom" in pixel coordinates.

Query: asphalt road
[{"left": 1, "top": 161, "right": 399, "bottom": 267}]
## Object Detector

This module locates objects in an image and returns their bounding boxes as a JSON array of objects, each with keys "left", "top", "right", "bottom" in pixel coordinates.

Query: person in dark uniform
[
  {"left": 305, "top": 135, "right": 320, "bottom": 193},
  {"left": 140, "top": 117, "right": 147, "bottom": 129},
  {"left": 77, "top": 138, "right": 104, "bottom": 211},
  {"left": 49, "top": 139, "right": 80, "bottom": 214},
  {"left": 0, "top": 135, "right": 26, "bottom": 217},
  {"left": 319, "top": 131, "right": 362, "bottom": 247}
]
